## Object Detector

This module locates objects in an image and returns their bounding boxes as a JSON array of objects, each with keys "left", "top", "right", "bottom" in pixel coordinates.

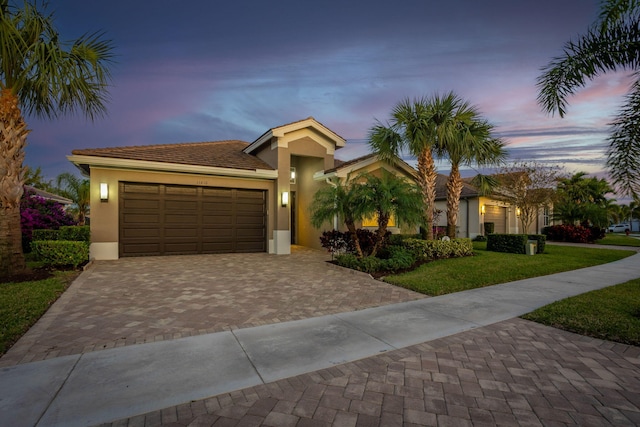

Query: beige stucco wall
[{"left": 88, "top": 166, "right": 276, "bottom": 258}]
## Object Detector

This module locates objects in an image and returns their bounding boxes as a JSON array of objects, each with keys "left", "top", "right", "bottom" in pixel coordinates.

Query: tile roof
[
  {"left": 435, "top": 174, "right": 480, "bottom": 199},
  {"left": 71, "top": 140, "right": 274, "bottom": 171}
]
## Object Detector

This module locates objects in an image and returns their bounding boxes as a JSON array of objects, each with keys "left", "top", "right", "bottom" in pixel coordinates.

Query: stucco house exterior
[
  {"left": 68, "top": 117, "right": 417, "bottom": 260},
  {"left": 434, "top": 174, "right": 552, "bottom": 238}
]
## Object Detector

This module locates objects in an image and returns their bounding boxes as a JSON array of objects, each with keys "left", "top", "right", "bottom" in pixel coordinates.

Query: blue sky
[{"left": 23, "top": 0, "right": 633, "bottom": 185}]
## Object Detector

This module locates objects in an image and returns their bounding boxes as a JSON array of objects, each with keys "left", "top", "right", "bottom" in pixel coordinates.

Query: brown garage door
[
  {"left": 119, "top": 182, "right": 266, "bottom": 257},
  {"left": 484, "top": 205, "right": 506, "bottom": 234}
]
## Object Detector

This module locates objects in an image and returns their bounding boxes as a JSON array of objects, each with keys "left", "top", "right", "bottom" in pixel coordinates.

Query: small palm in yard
[{"left": 56, "top": 172, "right": 90, "bottom": 226}]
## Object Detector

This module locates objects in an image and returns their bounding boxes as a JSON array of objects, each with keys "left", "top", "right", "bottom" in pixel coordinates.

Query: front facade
[{"left": 69, "top": 117, "right": 415, "bottom": 260}]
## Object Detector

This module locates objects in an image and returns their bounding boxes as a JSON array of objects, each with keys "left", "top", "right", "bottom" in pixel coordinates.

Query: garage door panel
[{"left": 120, "top": 183, "right": 265, "bottom": 256}]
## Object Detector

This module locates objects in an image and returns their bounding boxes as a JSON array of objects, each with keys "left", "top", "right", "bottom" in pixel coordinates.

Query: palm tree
[
  {"left": 434, "top": 108, "right": 506, "bottom": 238},
  {"left": 369, "top": 92, "right": 473, "bottom": 239},
  {"left": 56, "top": 172, "right": 90, "bottom": 226},
  {"left": 358, "top": 171, "right": 425, "bottom": 256},
  {"left": 310, "top": 174, "right": 367, "bottom": 258},
  {"left": 537, "top": 0, "right": 640, "bottom": 196},
  {"left": 0, "top": 1, "right": 113, "bottom": 276}
]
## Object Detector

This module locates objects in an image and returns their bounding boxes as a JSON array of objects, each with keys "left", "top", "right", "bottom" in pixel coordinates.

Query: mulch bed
[{"left": 1, "top": 267, "right": 54, "bottom": 284}]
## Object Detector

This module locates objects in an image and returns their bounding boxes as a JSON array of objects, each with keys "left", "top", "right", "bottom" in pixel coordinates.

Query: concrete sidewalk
[{"left": 1, "top": 251, "right": 639, "bottom": 427}]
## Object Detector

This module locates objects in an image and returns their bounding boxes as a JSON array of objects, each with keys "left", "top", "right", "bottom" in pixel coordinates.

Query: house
[
  {"left": 68, "top": 117, "right": 416, "bottom": 260},
  {"left": 24, "top": 185, "right": 73, "bottom": 208},
  {"left": 433, "top": 174, "right": 552, "bottom": 238}
]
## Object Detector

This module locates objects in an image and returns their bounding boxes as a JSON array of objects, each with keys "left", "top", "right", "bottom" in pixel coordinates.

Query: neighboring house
[
  {"left": 433, "top": 175, "right": 551, "bottom": 238},
  {"left": 24, "top": 185, "right": 73, "bottom": 208},
  {"left": 68, "top": 117, "right": 416, "bottom": 260}
]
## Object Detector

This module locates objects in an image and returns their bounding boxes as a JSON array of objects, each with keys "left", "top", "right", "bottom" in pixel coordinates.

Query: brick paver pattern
[
  {"left": 101, "top": 318, "right": 640, "bottom": 427},
  {"left": 0, "top": 247, "right": 424, "bottom": 366}
]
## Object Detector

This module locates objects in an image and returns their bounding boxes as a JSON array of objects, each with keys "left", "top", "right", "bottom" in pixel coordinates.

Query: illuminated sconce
[
  {"left": 100, "top": 182, "right": 109, "bottom": 202},
  {"left": 281, "top": 191, "right": 289, "bottom": 207},
  {"left": 516, "top": 207, "right": 521, "bottom": 217},
  {"left": 481, "top": 205, "right": 485, "bottom": 215},
  {"left": 290, "top": 167, "right": 296, "bottom": 184}
]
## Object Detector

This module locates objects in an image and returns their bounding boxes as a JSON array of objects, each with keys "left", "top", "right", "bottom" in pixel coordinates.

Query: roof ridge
[{"left": 73, "top": 140, "right": 249, "bottom": 153}]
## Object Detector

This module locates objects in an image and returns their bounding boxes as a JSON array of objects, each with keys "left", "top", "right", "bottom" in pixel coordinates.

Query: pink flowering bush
[{"left": 21, "top": 188, "right": 75, "bottom": 250}]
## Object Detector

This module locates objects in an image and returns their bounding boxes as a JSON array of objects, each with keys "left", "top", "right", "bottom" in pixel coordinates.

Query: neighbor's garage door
[
  {"left": 119, "top": 182, "right": 266, "bottom": 257},
  {"left": 484, "top": 205, "right": 506, "bottom": 234}
]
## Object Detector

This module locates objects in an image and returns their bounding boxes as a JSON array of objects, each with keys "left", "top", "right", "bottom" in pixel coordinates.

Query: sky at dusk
[{"left": 23, "top": 0, "right": 634, "bottom": 188}]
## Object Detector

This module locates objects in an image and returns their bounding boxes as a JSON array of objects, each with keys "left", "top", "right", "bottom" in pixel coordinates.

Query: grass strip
[
  {"left": 0, "top": 270, "right": 78, "bottom": 355},
  {"left": 522, "top": 278, "right": 640, "bottom": 346},
  {"left": 596, "top": 233, "right": 640, "bottom": 247},
  {"left": 384, "top": 243, "right": 635, "bottom": 296}
]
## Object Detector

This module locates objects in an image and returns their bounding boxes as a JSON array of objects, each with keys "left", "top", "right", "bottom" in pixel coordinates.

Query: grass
[
  {"left": 0, "top": 270, "right": 79, "bottom": 355},
  {"left": 384, "top": 242, "right": 635, "bottom": 296},
  {"left": 595, "top": 233, "right": 640, "bottom": 247},
  {"left": 523, "top": 278, "right": 640, "bottom": 346}
]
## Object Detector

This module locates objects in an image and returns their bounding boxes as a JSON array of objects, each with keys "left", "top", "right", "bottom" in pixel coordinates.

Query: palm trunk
[
  {"left": 370, "top": 213, "right": 389, "bottom": 257},
  {"left": 446, "top": 163, "right": 463, "bottom": 239},
  {"left": 345, "top": 220, "right": 364, "bottom": 258},
  {"left": 417, "top": 148, "right": 437, "bottom": 240},
  {"left": 0, "top": 89, "right": 29, "bottom": 276}
]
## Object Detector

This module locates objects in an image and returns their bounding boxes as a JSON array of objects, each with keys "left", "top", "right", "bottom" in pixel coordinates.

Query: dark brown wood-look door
[
  {"left": 484, "top": 205, "right": 506, "bottom": 234},
  {"left": 119, "top": 182, "right": 266, "bottom": 257}
]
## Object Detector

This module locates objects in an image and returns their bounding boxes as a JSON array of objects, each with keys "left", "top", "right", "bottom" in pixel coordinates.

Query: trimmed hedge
[
  {"left": 31, "top": 240, "right": 89, "bottom": 267},
  {"left": 487, "top": 234, "right": 529, "bottom": 254},
  {"left": 31, "top": 226, "right": 90, "bottom": 243},
  {"left": 335, "top": 246, "right": 416, "bottom": 274},
  {"left": 486, "top": 234, "right": 546, "bottom": 254},
  {"left": 401, "top": 238, "right": 474, "bottom": 261}
]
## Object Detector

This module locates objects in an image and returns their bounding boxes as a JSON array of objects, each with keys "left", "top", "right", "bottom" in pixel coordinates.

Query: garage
[
  {"left": 484, "top": 205, "right": 506, "bottom": 234},
  {"left": 119, "top": 182, "right": 266, "bottom": 257}
]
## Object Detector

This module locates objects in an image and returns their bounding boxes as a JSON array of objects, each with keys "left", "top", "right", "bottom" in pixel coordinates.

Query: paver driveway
[{"left": 0, "top": 246, "right": 424, "bottom": 367}]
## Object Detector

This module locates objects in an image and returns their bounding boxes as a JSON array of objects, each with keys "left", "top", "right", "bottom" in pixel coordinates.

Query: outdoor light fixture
[
  {"left": 281, "top": 191, "right": 289, "bottom": 207},
  {"left": 290, "top": 167, "right": 296, "bottom": 184},
  {"left": 481, "top": 205, "right": 485, "bottom": 215},
  {"left": 516, "top": 207, "right": 521, "bottom": 217},
  {"left": 100, "top": 183, "right": 109, "bottom": 202}
]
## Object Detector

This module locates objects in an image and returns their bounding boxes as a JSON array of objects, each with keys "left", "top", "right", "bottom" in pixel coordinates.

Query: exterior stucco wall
[{"left": 88, "top": 167, "right": 276, "bottom": 259}]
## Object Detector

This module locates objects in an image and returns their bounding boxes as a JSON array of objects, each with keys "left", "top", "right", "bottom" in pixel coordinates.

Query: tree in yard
[
  {"left": 494, "top": 161, "right": 564, "bottom": 233},
  {"left": 0, "top": 1, "right": 113, "bottom": 276},
  {"left": 310, "top": 174, "right": 368, "bottom": 258},
  {"left": 434, "top": 107, "right": 506, "bottom": 238},
  {"left": 23, "top": 165, "right": 54, "bottom": 192},
  {"left": 56, "top": 172, "right": 90, "bottom": 226},
  {"left": 554, "top": 172, "right": 613, "bottom": 228},
  {"left": 537, "top": 0, "right": 640, "bottom": 197},
  {"left": 369, "top": 92, "right": 478, "bottom": 239},
  {"left": 358, "top": 170, "right": 425, "bottom": 256}
]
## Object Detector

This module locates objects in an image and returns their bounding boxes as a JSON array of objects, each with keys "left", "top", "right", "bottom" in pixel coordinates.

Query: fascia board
[{"left": 67, "top": 155, "right": 278, "bottom": 179}]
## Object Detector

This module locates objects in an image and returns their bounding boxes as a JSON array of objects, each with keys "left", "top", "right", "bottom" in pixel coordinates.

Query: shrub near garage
[{"left": 31, "top": 240, "right": 89, "bottom": 268}]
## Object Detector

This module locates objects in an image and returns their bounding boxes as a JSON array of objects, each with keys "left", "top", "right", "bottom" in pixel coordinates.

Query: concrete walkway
[{"left": 2, "top": 247, "right": 640, "bottom": 426}]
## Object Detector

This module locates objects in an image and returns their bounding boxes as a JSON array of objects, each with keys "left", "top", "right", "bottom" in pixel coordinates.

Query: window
[
  {"left": 362, "top": 214, "right": 396, "bottom": 228},
  {"left": 543, "top": 206, "right": 550, "bottom": 226}
]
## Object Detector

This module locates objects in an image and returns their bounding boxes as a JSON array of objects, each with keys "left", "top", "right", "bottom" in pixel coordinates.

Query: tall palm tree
[
  {"left": 369, "top": 92, "right": 473, "bottom": 240},
  {"left": 537, "top": 0, "right": 640, "bottom": 196},
  {"left": 358, "top": 170, "right": 425, "bottom": 256},
  {"left": 434, "top": 107, "right": 506, "bottom": 238},
  {"left": 310, "top": 174, "right": 367, "bottom": 258},
  {"left": 0, "top": 1, "right": 113, "bottom": 276},
  {"left": 56, "top": 172, "right": 90, "bottom": 226}
]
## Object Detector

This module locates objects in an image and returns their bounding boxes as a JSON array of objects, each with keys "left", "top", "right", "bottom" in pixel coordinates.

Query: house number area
[{"left": 196, "top": 180, "right": 209, "bottom": 185}]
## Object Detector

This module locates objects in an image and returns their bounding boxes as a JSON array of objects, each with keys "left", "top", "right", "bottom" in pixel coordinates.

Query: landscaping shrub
[
  {"left": 473, "top": 235, "right": 487, "bottom": 242},
  {"left": 387, "top": 233, "right": 421, "bottom": 246},
  {"left": 30, "top": 241, "right": 89, "bottom": 267},
  {"left": 319, "top": 229, "right": 388, "bottom": 256},
  {"left": 401, "top": 238, "right": 473, "bottom": 261},
  {"left": 335, "top": 245, "right": 416, "bottom": 274},
  {"left": 542, "top": 224, "right": 598, "bottom": 243},
  {"left": 486, "top": 234, "right": 529, "bottom": 254},
  {"left": 31, "top": 229, "right": 60, "bottom": 241},
  {"left": 59, "top": 225, "right": 90, "bottom": 242},
  {"left": 20, "top": 189, "right": 75, "bottom": 251}
]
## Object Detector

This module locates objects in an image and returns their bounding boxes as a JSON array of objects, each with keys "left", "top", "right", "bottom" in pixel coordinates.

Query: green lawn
[
  {"left": 0, "top": 270, "right": 78, "bottom": 355},
  {"left": 384, "top": 242, "right": 635, "bottom": 296},
  {"left": 596, "top": 233, "right": 640, "bottom": 247},
  {"left": 523, "top": 278, "right": 640, "bottom": 346}
]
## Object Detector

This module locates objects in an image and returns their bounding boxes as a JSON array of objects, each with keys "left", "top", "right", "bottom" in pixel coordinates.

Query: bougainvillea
[{"left": 21, "top": 188, "right": 75, "bottom": 249}]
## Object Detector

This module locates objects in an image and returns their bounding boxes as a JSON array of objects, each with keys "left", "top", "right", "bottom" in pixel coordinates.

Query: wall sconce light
[
  {"left": 281, "top": 191, "right": 289, "bottom": 207},
  {"left": 100, "top": 182, "right": 109, "bottom": 202},
  {"left": 516, "top": 207, "right": 521, "bottom": 217},
  {"left": 481, "top": 205, "right": 485, "bottom": 215},
  {"left": 290, "top": 167, "right": 296, "bottom": 184}
]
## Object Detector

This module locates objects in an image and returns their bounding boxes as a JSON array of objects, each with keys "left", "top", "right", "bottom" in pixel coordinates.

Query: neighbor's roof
[
  {"left": 435, "top": 174, "right": 480, "bottom": 200},
  {"left": 71, "top": 140, "right": 275, "bottom": 172},
  {"left": 25, "top": 185, "right": 73, "bottom": 205}
]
